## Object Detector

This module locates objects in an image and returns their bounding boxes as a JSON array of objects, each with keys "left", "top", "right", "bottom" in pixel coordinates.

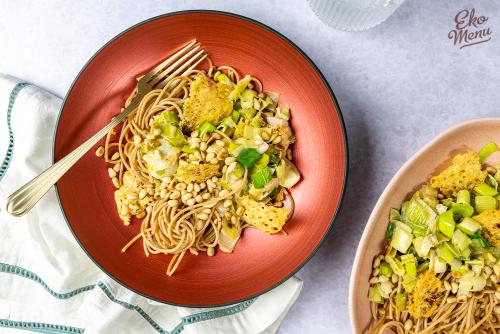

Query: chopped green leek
[
  {"left": 404, "top": 198, "right": 434, "bottom": 237},
  {"left": 402, "top": 275, "right": 418, "bottom": 292},
  {"left": 486, "top": 174, "right": 498, "bottom": 190},
  {"left": 452, "top": 229, "right": 471, "bottom": 251},
  {"left": 474, "top": 195, "right": 497, "bottom": 213},
  {"left": 451, "top": 203, "right": 474, "bottom": 218},
  {"left": 379, "top": 262, "right": 393, "bottom": 277},
  {"left": 254, "top": 153, "right": 269, "bottom": 170},
  {"left": 368, "top": 286, "right": 384, "bottom": 304},
  {"left": 433, "top": 256, "right": 447, "bottom": 273},
  {"left": 438, "top": 242, "right": 459, "bottom": 264},
  {"left": 385, "top": 255, "right": 405, "bottom": 276},
  {"left": 268, "top": 153, "right": 281, "bottom": 168},
  {"left": 413, "top": 236, "right": 432, "bottom": 257},
  {"left": 161, "top": 124, "right": 186, "bottom": 147},
  {"left": 231, "top": 110, "right": 240, "bottom": 123},
  {"left": 401, "top": 254, "right": 417, "bottom": 277},
  {"left": 457, "top": 217, "right": 481, "bottom": 235},
  {"left": 237, "top": 148, "right": 262, "bottom": 168},
  {"left": 395, "top": 293, "right": 406, "bottom": 311},
  {"left": 417, "top": 261, "right": 430, "bottom": 273},
  {"left": 390, "top": 225, "right": 413, "bottom": 253},
  {"left": 469, "top": 233, "right": 491, "bottom": 249},
  {"left": 478, "top": 141, "right": 499, "bottom": 163},
  {"left": 438, "top": 210, "right": 456, "bottom": 238},
  {"left": 229, "top": 75, "right": 251, "bottom": 100},
  {"left": 250, "top": 167, "right": 273, "bottom": 188},
  {"left": 231, "top": 162, "right": 245, "bottom": 178},
  {"left": 474, "top": 183, "right": 498, "bottom": 196},
  {"left": 215, "top": 73, "right": 233, "bottom": 85},
  {"left": 456, "top": 190, "right": 470, "bottom": 204},
  {"left": 385, "top": 221, "right": 396, "bottom": 241},
  {"left": 182, "top": 145, "right": 196, "bottom": 154},
  {"left": 390, "top": 208, "right": 402, "bottom": 221},
  {"left": 199, "top": 121, "right": 216, "bottom": 139},
  {"left": 240, "top": 89, "right": 257, "bottom": 109}
]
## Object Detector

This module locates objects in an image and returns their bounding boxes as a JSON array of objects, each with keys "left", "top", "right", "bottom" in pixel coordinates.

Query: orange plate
[{"left": 54, "top": 10, "right": 347, "bottom": 306}]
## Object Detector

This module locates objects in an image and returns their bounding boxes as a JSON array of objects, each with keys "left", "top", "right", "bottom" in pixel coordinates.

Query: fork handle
[{"left": 5, "top": 100, "right": 139, "bottom": 216}]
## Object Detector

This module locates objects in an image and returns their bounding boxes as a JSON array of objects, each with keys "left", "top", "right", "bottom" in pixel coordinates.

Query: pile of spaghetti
[
  {"left": 95, "top": 60, "right": 300, "bottom": 276},
  {"left": 368, "top": 143, "right": 500, "bottom": 333}
]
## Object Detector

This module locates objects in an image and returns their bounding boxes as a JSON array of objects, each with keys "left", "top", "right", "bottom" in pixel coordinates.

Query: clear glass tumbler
[{"left": 308, "top": 0, "right": 405, "bottom": 31}]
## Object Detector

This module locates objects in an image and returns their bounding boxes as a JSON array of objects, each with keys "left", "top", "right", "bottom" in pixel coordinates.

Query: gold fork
[{"left": 6, "top": 40, "right": 206, "bottom": 216}]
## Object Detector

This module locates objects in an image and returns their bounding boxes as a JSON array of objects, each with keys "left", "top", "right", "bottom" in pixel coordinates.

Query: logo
[{"left": 448, "top": 8, "right": 492, "bottom": 49}]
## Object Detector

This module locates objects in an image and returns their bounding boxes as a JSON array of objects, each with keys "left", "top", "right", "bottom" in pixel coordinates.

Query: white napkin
[{"left": 0, "top": 73, "right": 302, "bottom": 334}]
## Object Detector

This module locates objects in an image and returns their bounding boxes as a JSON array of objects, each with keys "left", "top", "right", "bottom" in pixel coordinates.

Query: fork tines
[{"left": 146, "top": 39, "right": 207, "bottom": 89}]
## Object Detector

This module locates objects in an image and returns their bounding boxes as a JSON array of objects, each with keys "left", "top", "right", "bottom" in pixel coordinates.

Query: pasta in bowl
[{"left": 97, "top": 63, "right": 301, "bottom": 276}]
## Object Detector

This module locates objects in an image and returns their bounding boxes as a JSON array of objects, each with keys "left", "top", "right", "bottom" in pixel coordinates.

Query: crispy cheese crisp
[
  {"left": 238, "top": 195, "right": 289, "bottom": 234},
  {"left": 407, "top": 270, "right": 445, "bottom": 318},
  {"left": 180, "top": 74, "right": 232, "bottom": 132},
  {"left": 473, "top": 210, "right": 500, "bottom": 246},
  {"left": 176, "top": 164, "right": 221, "bottom": 184},
  {"left": 430, "top": 151, "right": 486, "bottom": 197}
]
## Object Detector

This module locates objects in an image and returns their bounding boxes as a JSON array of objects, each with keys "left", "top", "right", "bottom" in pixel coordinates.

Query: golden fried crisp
[
  {"left": 180, "top": 74, "right": 232, "bottom": 132},
  {"left": 176, "top": 164, "right": 221, "bottom": 184},
  {"left": 407, "top": 270, "right": 445, "bottom": 318},
  {"left": 238, "top": 195, "right": 289, "bottom": 234},
  {"left": 430, "top": 151, "right": 486, "bottom": 197},
  {"left": 473, "top": 210, "right": 500, "bottom": 246}
]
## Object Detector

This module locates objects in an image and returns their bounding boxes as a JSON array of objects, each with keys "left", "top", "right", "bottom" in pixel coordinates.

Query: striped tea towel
[{"left": 0, "top": 73, "right": 302, "bottom": 334}]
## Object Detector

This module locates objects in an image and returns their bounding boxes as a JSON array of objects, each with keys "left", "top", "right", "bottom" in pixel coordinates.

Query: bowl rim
[
  {"left": 348, "top": 118, "right": 499, "bottom": 332},
  {"left": 53, "top": 9, "right": 349, "bottom": 307}
]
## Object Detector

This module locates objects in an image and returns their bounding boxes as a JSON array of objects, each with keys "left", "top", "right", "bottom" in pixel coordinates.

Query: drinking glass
[{"left": 308, "top": 0, "right": 406, "bottom": 31}]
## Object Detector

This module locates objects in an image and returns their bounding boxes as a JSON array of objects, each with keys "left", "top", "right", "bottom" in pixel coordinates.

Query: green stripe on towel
[
  {"left": 0, "top": 82, "right": 29, "bottom": 182},
  {"left": 1, "top": 262, "right": 257, "bottom": 333}
]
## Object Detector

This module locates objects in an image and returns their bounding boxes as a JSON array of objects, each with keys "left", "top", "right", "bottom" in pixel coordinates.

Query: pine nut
[
  {"left": 136, "top": 211, "right": 146, "bottom": 219},
  {"left": 160, "top": 189, "right": 168, "bottom": 199},
  {"left": 236, "top": 207, "right": 244, "bottom": 216},
  {"left": 197, "top": 213, "right": 209, "bottom": 220},
  {"left": 373, "top": 268, "right": 380, "bottom": 276},
  {"left": 139, "top": 189, "right": 147, "bottom": 200},
  {"left": 182, "top": 193, "right": 193, "bottom": 202},
  {"left": 95, "top": 146, "right": 105, "bottom": 157},
  {"left": 217, "top": 151, "right": 228, "bottom": 160},
  {"left": 223, "top": 200, "right": 232, "bottom": 208},
  {"left": 187, "top": 183, "right": 194, "bottom": 192},
  {"left": 373, "top": 257, "right": 381, "bottom": 269},
  {"left": 167, "top": 200, "right": 178, "bottom": 207},
  {"left": 170, "top": 190, "right": 181, "bottom": 200},
  {"left": 108, "top": 168, "right": 117, "bottom": 178},
  {"left": 175, "top": 182, "right": 187, "bottom": 191},
  {"left": 200, "top": 141, "right": 207, "bottom": 151},
  {"left": 189, "top": 248, "right": 199, "bottom": 255},
  {"left": 451, "top": 282, "right": 459, "bottom": 294},
  {"left": 129, "top": 203, "right": 139, "bottom": 211},
  {"left": 193, "top": 183, "right": 201, "bottom": 193},
  {"left": 195, "top": 195, "right": 203, "bottom": 203},
  {"left": 111, "top": 152, "right": 120, "bottom": 161},
  {"left": 369, "top": 277, "right": 379, "bottom": 284},
  {"left": 391, "top": 274, "right": 398, "bottom": 284},
  {"left": 261, "top": 131, "right": 270, "bottom": 141},
  {"left": 231, "top": 216, "right": 237, "bottom": 224},
  {"left": 199, "top": 182, "right": 206, "bottom": 189},
  {"left": 126, "top": 193, "right": 138, "bottom": 201},
  {"left": 121, "top": 204, "right": 129, "bottom": 216},
  {"left": 112, "top": 177, "right": 120, "bottom": 188},
  {"left": 186, "top": 198, "right": 196, "bottom": 206},
  {"left": 206, "top": 152, "right": 215, "bottom": 162},
  {"left": 202, "top": 208, "right": 211, "bottom": 214},
  {"left": 202, "top": 193, "right": 211, "bottom": 200},
  {"left": 206, "top": 179, "right": 216, "bottom": 188},
  {"left": 272, "top": 136, "right": 282, "bottom": 144},
  {"left": 225, "top": 157, "right": 236, "bottom": 165},
  {"left": 493, "top": 264, "right": 500, "bottom": 277},
  {"left": 404, "top": 319, "right": 413, "bottom": 331},
  {"left": 379, "top": 276, "right": 389, "bottom": 283},
  {"left": 215, "top": 139, "right": 225, "bottom": 147},
  {"left": 113, "top": 163, "right": 121, "bottom": 172},
  {"left": 207, "top": 246, "right": 215, "bottom": 256},
  {"left": 133, "top": 135, "right": 141, "bottom": 145}
]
